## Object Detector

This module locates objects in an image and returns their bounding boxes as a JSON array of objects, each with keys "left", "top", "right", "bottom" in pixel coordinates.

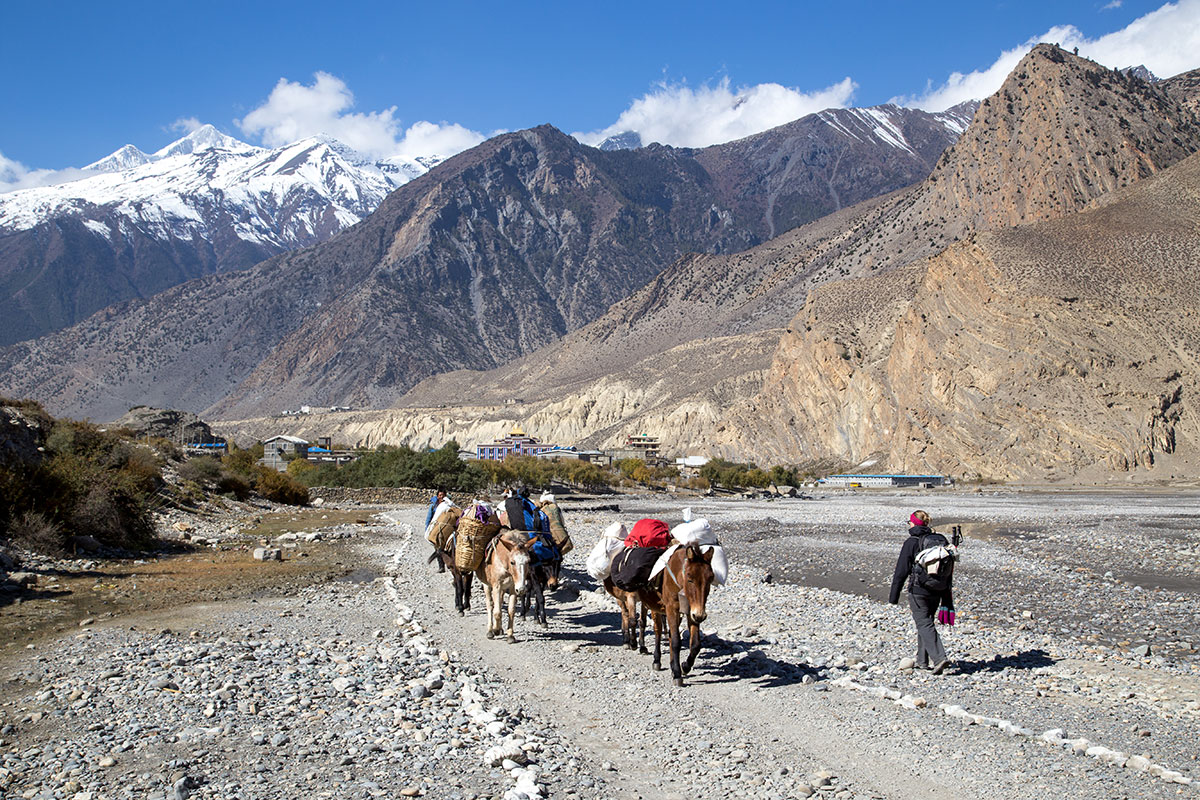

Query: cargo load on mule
[
  {"left": 501, "top": 493, "right": 541, "bottom": 531},
  {"left": 625, "top": 518, "right": 671, "bottom": 549},
  {"left": 426, "top": 501, "right": 462, "bottom": 550},
  {"left": 610, "top": 545, "right": 665, "bottom": 592},
  {"left": 586, "top": 522, "right": 628, "bottom": 580},
  {"left": 455, "top": 501, "right": 502, "bottom": 572},
  {"left": 538, "top": 492, "right": 573, "bottom": 555}
]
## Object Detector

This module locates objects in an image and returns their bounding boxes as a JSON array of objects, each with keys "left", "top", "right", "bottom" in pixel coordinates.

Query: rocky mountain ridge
[
  {"left": 396, "top": 46, "right": 1200, "bottom": 411},
  {"left": 225, "top": 46, "right": 1200, "bottom": 480},
  {"left": 0, "top": 104, "right": 974, "bottom": 420},
  {"left": 0, "top": 125, "right": 439, "bottom": 345}
]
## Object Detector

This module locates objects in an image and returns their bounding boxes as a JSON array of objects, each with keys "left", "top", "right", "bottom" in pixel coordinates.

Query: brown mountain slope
[
  {"left": 247, "top": 145, "right": 1200, "bottom": 478},
  {"left": 740, "top": 149, "right": 1200, "bottom": 479},
  {"left": 1163, "top": 66, "right": 1200, "bottom": 118},
  {"left": 0, "top": 105, "right": 966, "bottom": 421},
  {"left": 395, "top": 44, "right": 1200, "bottom": 414}
]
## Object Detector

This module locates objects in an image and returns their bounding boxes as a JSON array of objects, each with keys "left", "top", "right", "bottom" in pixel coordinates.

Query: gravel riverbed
[{"left": 2, "top": 489, "right": 1199, "bottom": 799}]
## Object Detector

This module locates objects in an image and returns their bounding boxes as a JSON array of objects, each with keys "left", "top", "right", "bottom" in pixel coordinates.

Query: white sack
[
  {"left": 586, "top": 521, "right": 628, "bottom": 580},
  {"left": 672, "top": 518, "right": 718, "bottom": 546}
]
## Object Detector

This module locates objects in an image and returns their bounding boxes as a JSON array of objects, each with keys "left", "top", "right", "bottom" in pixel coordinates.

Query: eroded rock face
[
  {"left": 0, "top": 402, "right": 51, "bottom": 468},
  {"left": 113, "top": 406, "right": 218, "bottom": 443},
  {"left": 751, "top": 151, "right": 1200, "bottom": 479}
]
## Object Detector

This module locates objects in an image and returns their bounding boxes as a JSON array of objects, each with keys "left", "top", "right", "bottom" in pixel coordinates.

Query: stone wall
[{"left": 307, "top": 486, "right": 431, "bottom": 506}]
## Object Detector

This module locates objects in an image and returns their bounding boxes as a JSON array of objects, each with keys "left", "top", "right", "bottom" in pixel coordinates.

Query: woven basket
[{"left": 455, "top": 514, "right": 501, "bottom": 571}]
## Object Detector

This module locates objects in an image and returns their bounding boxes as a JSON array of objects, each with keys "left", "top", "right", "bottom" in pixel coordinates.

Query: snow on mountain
[
  {"left": 84, "top": 143, "right": 153, "bottom": 172},
  {"left": 816, "top": 102, "right": 978, "bottom": 153},
  {"left": 0, "top": 125, "right": 445, "bottom": 246},
  {"left": 151, "top": 124, "right": 259, "bottom": 159}
]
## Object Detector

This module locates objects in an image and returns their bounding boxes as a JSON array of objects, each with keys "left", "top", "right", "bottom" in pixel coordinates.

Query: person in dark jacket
[
  {"left": 889, "top": 510, "right": 955, "bottom": 674},
  {"left": 426, "top": 489, "right": 448, "bottom": 573}
]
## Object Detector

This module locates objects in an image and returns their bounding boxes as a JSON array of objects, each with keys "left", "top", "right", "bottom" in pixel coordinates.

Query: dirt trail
[{"left": 383, "top": 508, "right": 988, "bottom": 800}]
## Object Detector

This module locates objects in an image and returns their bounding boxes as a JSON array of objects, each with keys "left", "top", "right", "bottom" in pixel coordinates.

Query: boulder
[{"left": 252, "top": 548, "right": 282, "bottom": 562}]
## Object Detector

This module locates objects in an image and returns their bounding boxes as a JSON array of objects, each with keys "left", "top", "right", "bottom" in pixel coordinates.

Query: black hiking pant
[{"left": 909, "top": 592, "right": 947, "bottom": 668}]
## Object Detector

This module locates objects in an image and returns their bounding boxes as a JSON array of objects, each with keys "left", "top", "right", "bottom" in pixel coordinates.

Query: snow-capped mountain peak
[
  {"left": 152, "top": 124, "right": 259, "bottom": 160},
  {"left": 84, "top": 143, "right": 152, "bottom": 173}
]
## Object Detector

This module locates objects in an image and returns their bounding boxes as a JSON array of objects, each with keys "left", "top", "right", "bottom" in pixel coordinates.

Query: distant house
[
  {"left": 475, "top": 426, "right": 564, "bottom": 461},
  {"left": 819, "top": 474, "right": 950, "bottom": 488},
  {"left": 261, "top": 435, "right": 310, "bottom": 471},
  {"left": 674, "top": 455, "right": 710, "bottom": 475},
  {"left": 609, "top": 433, "right": 666, "bottom": 465},
  {"left": 183, "top": 441, "right": 229, "bottom": 457}
]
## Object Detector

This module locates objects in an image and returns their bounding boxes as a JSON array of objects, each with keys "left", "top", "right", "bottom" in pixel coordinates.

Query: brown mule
[
  {"left": 637, "top": 544, "right": 716, "bottom": 686},
  {"left": 475, "top": 532, "right": 537, "bottom": 643},
  {"left": 603, "top": 577, "right": 647, "bottom": 653}
]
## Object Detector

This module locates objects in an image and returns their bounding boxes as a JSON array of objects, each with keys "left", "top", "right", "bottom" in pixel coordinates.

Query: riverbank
[{"left": 1, "top": 490, "right": 1198, "bottom": 799}]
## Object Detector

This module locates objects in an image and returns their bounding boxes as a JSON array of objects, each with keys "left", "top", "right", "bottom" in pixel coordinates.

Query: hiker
[
  {"left": 888, "top": 510, "right": 956, "bottom": 674},
  {"left": 426, "top": 488, "right": 448, "bottom": 573}
]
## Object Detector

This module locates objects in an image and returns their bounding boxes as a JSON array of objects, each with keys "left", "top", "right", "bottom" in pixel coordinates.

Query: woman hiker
[{"left": 889, "top": 510, "right": 956, "bottom": 674}]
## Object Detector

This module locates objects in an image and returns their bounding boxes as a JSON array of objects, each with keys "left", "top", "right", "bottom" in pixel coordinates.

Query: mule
[
  {"left": 637, "top": 544, "right": 716, "bottom": 686},
  {"left": 428, "top": 540, "right": 474, "bottom": 616},
  {"left": 603, "top": 577, "right": 647, "bottom": 652},
  {"left": 520, "top": 562, "right": 554, "bottom": 627},
  {"left": 475, "top": 532, "right": 537, "bottom": 643}
]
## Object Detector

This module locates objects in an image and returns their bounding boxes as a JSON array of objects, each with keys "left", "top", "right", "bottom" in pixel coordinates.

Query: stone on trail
[
  {"left": 1132, "top": 644, "right": 1151, "bottom": 657},
  {"left": 898, "top": 658, "right": 916, "bottom": 671},
  {"left": 252, "top": 547, "right": 282, "bottom": 562}
]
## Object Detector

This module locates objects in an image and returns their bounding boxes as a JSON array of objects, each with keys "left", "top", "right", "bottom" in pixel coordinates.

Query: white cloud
[
  {"left": 169, "top": 116, "right": 204, "bottom": 134},
  {"left": 898, "top": 0, "right": 1200, "bottom": 110},
  {"left": 575, "top": 76, "right": 858, "bottom": 149},
  {"left": 0, "top": 151, "right": 91, "bottom": 194},
  {"left": 237, "top": 71, "right": 486, "bottom": 160},
  {"left": 1102, "top": 0, "right": 1123, "bottom": 10}
]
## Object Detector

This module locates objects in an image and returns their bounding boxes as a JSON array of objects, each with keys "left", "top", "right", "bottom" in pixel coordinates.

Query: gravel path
[{"left": 3, "top": 490, "right": 1199, "bottom": 799}]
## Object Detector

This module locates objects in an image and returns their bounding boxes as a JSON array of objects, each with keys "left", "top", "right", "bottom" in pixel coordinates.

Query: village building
[
  {"left": 475, "top": 426, "right": 564, "bottom": 461},
  {"left": 261, "top": 435, "right": 309, "bottom": 471},
  {"left": 819, "top": 473, "right": 951, "bottom": 488},
  {"left": 609, "top": 433, "right": 665, "bottom": 464}
]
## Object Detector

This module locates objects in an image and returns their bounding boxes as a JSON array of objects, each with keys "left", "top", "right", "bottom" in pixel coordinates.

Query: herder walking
[{"left": 889, "top": 510, "right": 957, "bottom": 674}]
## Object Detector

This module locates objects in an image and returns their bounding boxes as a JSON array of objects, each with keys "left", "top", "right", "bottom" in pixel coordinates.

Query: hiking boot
[{"left": 931, "top": 659, "right": 951, "bottom": 675}]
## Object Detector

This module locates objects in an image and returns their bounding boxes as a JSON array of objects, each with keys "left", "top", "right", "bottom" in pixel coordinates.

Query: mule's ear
[{"left": 703, "top": 548, "right": 715, "bottom": 563}]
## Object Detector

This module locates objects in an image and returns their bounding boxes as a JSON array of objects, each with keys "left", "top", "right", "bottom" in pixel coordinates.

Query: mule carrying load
[
  {"left": 594, "top": 509, "right": 729, "bottom": 684},
  {"left": 455, "top": 501, "right": 503, "bottom": 571}
]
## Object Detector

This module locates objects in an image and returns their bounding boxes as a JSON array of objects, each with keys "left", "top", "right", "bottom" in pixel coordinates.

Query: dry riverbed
[{"left": 2, "top": 490, "right": 1199, "bottom": 799}]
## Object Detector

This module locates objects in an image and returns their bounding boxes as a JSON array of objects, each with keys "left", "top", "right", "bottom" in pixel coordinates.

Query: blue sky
[{"left": 2, "top": 0, "right": 1198, "bottom": 178}]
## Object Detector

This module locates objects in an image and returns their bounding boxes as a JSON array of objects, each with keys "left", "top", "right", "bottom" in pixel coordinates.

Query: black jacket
[{"left": 888, "top": 525, "right": 954, "bottom": 607}]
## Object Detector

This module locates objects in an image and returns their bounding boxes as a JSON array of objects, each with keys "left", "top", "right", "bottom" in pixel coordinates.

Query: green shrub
[
  {"left": 179, "top": 456, "right": 222, "bottom": 484},
  {"left": 306, "top": 441, "right": 486, "bottom": 493},
  {"left": 255, "top": 467, "right": 309, "bottom": 506},
  {"left": 216, "top": 471, "right": 251, "bottom": 500},
  {"left": 7, "top": 511, "right": 65, "bottom": 555},
  {"left": 0, "top": 403, "right": 164, "bottom": 554}
]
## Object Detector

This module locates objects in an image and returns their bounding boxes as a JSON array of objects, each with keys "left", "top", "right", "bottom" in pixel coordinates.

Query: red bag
[{"left": 626, "top": 518, "right": 670, "bottom": 549}]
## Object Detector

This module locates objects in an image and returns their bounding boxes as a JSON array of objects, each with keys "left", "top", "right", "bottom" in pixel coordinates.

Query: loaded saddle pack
[
  {"left": 910, "top": 527, "right": 960, "bottom": 593},
  {"left": 610, "top": 519, "right": 671, "bottom": 592}
]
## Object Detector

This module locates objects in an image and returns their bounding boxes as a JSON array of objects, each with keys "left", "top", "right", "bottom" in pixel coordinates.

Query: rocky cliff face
[
  {"left": 748, "top": 150, "right": 1200, "bottom": 479},
  {"left": 1163, "top": 67, "right": 1200, "bottom": 119}
]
